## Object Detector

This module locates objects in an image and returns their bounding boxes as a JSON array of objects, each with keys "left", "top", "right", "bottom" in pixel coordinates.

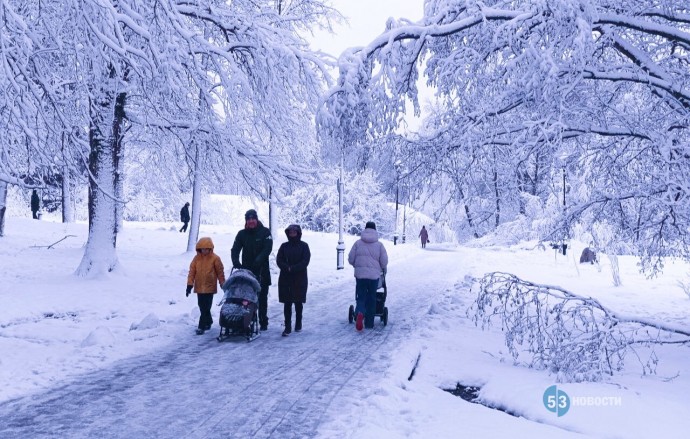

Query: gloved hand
[{"left": 186, "top": 285, "right": 193, "bottom": 297}]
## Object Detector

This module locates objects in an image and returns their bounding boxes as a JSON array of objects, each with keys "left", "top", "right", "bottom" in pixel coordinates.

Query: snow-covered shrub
[{"left": 279, "top": 169, "right": 393, "bottom": 234}]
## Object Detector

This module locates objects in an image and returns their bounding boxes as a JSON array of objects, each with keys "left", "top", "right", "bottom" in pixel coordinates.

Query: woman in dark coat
[{"left": 276, "top": 224, "right": 311, "bottom": 336}]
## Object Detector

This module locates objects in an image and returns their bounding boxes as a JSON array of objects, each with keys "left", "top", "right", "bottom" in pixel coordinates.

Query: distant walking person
[
  {"left": 180, "top": 202, "right": 190, "bottom": 233},
  {"left": 30, "top": 190, "right": 40, "bottom": 219},
  {"left": 348, "top": 221, "right": 388, "bottom": 331},
  {"left": 419, "top": 225, "right": 429, "bottom": 248},
  {"left": 276, "top": 224, "right": 311, "bottom": 337},
  {"left": 186, "top": 237, "right": 225, "bottom": 335},
  {"left": 231, "top": 209, "right": 273, "bottom": 331}
]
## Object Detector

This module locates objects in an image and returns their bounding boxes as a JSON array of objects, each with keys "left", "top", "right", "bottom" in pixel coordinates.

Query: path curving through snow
[{"left": 0, "top": 247, "right": 463, "bottom": 438}]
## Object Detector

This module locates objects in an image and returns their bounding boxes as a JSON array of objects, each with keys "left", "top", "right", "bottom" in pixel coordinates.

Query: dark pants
[
  {"left": 197, "top": 293, "right": 214, "bottom": 329},
  {"left": 283, "top": 302, "right": 303, "bottom": 330},
  {"left": 258, "top": 284, "right": 269, "bottom": 327},
  {"left": 32, "top": 210, "right": 38, "bottom": 219},
  {"left": 180, "top": 221, "right": 189, "bottom": 232},
  {"left": 355, "top": 278, "right": 378, "bottom": 328}
]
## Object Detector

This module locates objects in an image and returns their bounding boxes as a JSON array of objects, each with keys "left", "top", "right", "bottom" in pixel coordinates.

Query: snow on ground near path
[{"left": 1, "top": 217, "right": 690, "bottom": 438}]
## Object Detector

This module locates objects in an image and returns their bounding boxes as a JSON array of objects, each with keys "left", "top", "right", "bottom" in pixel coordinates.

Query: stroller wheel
[
  {"left": 382, "top": 307, "right": 388, "bottom": 326},
  {"left": 348, "top": 305, "right": 355, "bottom": 324}
]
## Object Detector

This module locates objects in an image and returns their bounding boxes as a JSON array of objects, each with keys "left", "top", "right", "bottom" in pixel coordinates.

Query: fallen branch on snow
[
  {"left": 31, "top": 235, "right": 77, "bottom": 249},
  {"left": 468, "top": 272, "right": 690, "bottom": 382}
]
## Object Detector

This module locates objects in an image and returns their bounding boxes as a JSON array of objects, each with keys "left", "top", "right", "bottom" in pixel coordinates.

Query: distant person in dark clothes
[
  {"left": 276, "top": 224, "right": 311, "bottom": 337},
  {"left": 231, "top": 209, "right": 273, "bottom": 331},
  {"left": 419, "top": 225, "right": 429, "bottom": 248},
  {"left": 31, "top": 189, "right": 40, "bottom": 219},
  {"left": 186, "top": 237, "right": 225, "bottom": 335},
  {"left": 579, "top": 247, "right": 597, "bottom": 264},
  {"left": 180, "top": 202, "right": 190, "bottom": 232},
  {"left": 348, "top": 221, "right": 388, "bottom": 330}
]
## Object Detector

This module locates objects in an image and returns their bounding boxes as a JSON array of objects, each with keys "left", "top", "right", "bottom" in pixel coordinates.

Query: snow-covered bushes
[{"left": 279, "top": 169, "right": 393, "bottom": 234}]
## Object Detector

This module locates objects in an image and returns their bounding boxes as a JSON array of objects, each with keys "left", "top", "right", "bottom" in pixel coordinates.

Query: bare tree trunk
[
  {"left": 61, "top": 165, "right": 74, "bottom": 223},
  {"left": 76, "top": 69, "right": 125, "bottom": 276},
  {"left": 186, "top": 145, "right": 202, "bottom": 252},
  {"left": 61, "top": 132, "right": 74, "bottom": 223},
  {"left": 114, "top": 91, "right": 126, "bottom": 233},
  {"left": 493, "top": 148, "right": 500, "bottom": 229},
  {"left": 458, "top": 186, "right": 479, "bottom": 239},
  {"left": 608, "top": 254, "right": 622, "bottom": 287},
  {"left": 0, "top": 181, "right": 7, "bottom": 237},
  {"left": 268, "top": 185, "right": 277, "bottom": 239}
]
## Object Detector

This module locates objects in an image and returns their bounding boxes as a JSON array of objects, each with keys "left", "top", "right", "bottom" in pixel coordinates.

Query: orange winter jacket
[{"left": 187, "top": 237, "right": 226, "bottom": 294}]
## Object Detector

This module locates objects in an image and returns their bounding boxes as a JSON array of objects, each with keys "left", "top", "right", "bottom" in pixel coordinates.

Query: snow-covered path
[{"left": 0, "top": 246, "right": 463, "bottom": 438}]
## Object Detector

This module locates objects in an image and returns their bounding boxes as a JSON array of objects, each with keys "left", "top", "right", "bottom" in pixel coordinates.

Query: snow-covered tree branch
[{"left": 470, "top": 272, "right": 690, "bottom": 382}]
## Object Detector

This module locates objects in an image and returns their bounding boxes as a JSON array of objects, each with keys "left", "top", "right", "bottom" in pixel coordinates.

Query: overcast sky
[{"left": 308, "top": 0, "right": 424, "bottom": 58}]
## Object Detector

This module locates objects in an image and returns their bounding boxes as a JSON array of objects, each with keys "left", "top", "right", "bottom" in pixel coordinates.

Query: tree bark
[
  {"left": 186, "top": 145, "right": 202, "bottom": 253},
  {"left": 114, "top": 90, "right": 126, "bottom": 233},
  {"left": 75, "top": 68, "right": 126, "bottom": 276},
  {"left": 0, "top": 181, "right": 7, "bottom": 237},
  {"left": 61, "top": 133, "right": 74, "bottom": 223},
  {"left": 493, "top": 148, "right": 501, "bottom": 229}
]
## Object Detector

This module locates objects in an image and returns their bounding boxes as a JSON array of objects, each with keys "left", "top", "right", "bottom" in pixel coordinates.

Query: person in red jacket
[{"left": 186, "top": 237, "right": 225, "bottom": 335}]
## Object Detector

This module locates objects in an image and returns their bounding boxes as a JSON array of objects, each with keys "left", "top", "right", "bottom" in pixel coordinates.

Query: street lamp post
[
  {"left": 336, "top": 152, "right": 345, "bottom": 269},
  {"left": 393, "top": 160, "right": 401, "bottom": 245},
  {"left": 401, "top": 168, "right": 408, "bottom": 244}
]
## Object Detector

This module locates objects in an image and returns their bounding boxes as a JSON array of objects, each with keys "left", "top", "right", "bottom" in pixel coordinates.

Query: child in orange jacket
[{"left": 186, "top": 237, "right": 225, "bottom": 335}]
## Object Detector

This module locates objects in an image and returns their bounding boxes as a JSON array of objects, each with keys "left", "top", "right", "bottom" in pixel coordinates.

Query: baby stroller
[
  {"left": 348, "top": 273, "right": 388, "bottom": 326},
  {"left": 217, "top": 268, "right": 261, "bottom": 342}
]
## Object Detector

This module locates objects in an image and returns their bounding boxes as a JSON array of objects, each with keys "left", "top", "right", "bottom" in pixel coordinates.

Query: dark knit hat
[
  {"left": 245, "top": 209, "right": 258, "bottom": 220},
  {"left": 365, "top": 221, "right": 376, "bottom": 230}
]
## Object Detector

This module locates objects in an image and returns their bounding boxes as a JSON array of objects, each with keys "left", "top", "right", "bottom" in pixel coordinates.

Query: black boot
[{"left": 282, "top": 322, "right": 291, "bottom": 337}]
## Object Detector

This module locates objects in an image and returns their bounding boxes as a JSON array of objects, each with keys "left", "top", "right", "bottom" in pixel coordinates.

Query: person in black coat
[
  {"left": 179, "top": 202, "right": 190, "bottom": 233},
  {"left": 276, "top": 224, "right": 311, "bottom": 336},
  {"left": 231, "top": 209, "right": 273, "bottom": 330},
  {"left": 31, "top": 189, "right": 40, "bottom": 219}
]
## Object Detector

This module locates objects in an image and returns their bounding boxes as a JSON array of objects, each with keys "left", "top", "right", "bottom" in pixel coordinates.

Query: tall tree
[
  {"left": 1, "top": 0, "right": 338, "bottom": 275},
  {"left": 319, "top": 0, "right": 690, "bottom": 269}
]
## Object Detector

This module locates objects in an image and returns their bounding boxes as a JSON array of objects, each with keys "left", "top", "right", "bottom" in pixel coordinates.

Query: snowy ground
[{"left": 1, "top": 215, "right": 689, "bottom": 438}]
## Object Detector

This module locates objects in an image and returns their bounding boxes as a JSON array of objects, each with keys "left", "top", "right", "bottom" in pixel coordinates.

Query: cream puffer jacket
[{"left": 347, "top": 228, "right": 388, "bottom": 280}]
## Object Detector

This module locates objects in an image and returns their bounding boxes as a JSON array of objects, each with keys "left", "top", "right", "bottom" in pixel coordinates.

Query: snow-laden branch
[
  {"left": 597, "top": 13, "right": 690, "bottom": 48},
  {"left": 582, "top": 69, "right": 690, "bottom": 103},
  {"left": 470, "top": 272, "right": 690, "bottom": 382}
]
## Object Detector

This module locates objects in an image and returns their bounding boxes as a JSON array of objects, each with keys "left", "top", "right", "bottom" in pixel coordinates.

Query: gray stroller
[{"left": 217, "top": 269, "right": 261, "bottom": 342}]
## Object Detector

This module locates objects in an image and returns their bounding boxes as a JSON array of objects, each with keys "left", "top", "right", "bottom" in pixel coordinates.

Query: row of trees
[
  {"left": 320, "top": 0, "right": 690, "bottom": 272},
  {"left": 0, "top": 0, "right": 340, "bottom": 275}
]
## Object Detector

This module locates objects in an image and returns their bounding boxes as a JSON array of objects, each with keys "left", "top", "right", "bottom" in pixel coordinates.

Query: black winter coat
[
  {"left": 276, "top": 230, "right": 310, "bottom": 303},
  {"left": 31, "top": 191, "right": 40, "bottom": 212},
  {"left": 180, "top": 204, "right": 190, "bottom": 222},
  {"left": 231, "top": 221, "right": 273, "bottom": 286}
]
